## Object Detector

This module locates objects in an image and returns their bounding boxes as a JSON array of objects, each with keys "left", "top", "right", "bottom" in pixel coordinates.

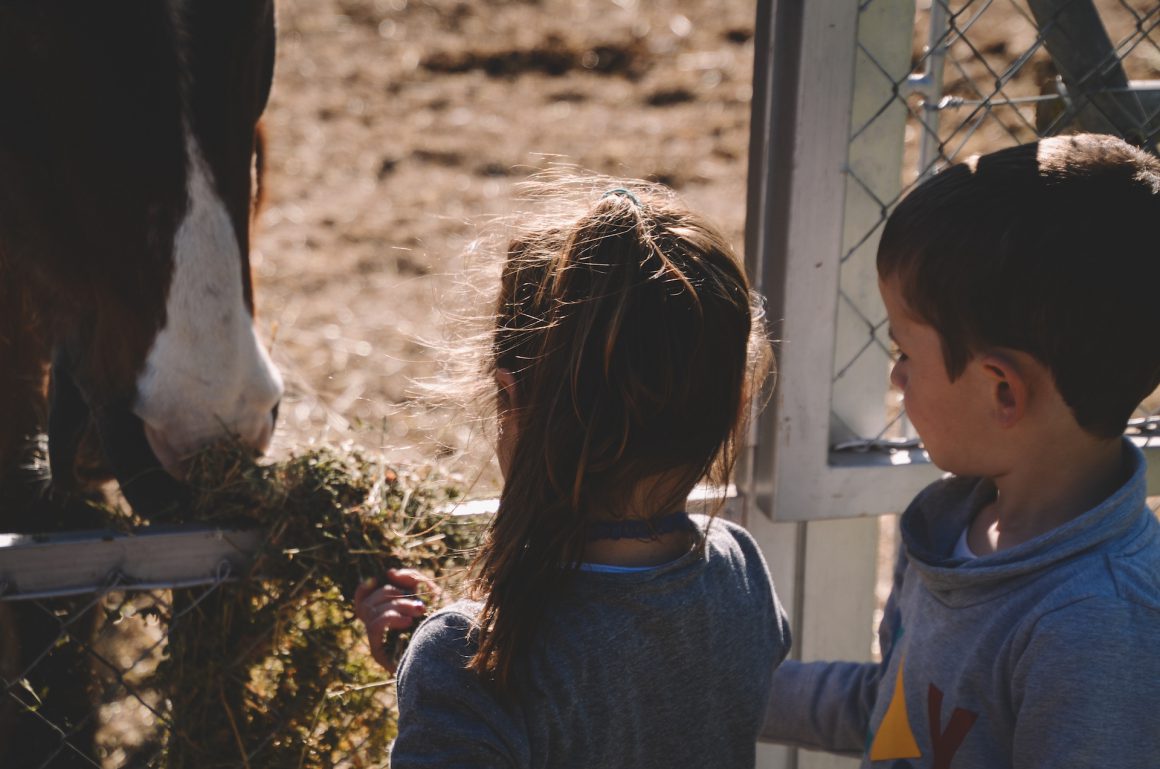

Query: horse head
[{"left": 0, "top": 1, "right": 282, "bottom": 520}]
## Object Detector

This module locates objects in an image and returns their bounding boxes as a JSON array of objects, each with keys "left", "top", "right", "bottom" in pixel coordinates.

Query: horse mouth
[
  {"left": 92, "top": 408, "right": 191, "bottom": 519},
  {"left": 49, "top": 361, "right": 189, "bottom": 520},
  {"left": 141, "top": 413, "right": 276, "bottom": 482},
  {"left": 50, "top": 357, "right": 278, "bottom": 520},
  {"left": 142, "top": 423, "right": 188, "bottom": 481}
]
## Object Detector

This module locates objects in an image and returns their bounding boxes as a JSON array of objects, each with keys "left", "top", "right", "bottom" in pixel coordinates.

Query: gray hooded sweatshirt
[
  {"left": 391, "top": 515, "right": 790, "bottom": 769},
  {"left": 761, "top": 439, "right": 1160, "bottom": 768}
]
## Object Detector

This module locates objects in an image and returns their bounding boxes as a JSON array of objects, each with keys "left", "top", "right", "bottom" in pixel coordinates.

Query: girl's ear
[
  {"left": 496, "top": 368, "right": 519, "bottom": 411},
  {"left": 494, "top": 368, "right": 521, "bottom": 481},
  {"left": 979, "top": 352, "right": 1027, "bottom": 427}
]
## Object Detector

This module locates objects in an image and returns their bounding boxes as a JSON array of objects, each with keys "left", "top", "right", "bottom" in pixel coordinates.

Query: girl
[{"left": 355, "top": 181, "right": 790, "bottom": 768}]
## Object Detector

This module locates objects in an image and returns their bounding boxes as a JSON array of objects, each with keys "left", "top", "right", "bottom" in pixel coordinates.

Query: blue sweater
[
  {"left": 761, "top": 439, "right": 1160, "bottom": 768},
  {"left": 392, "top": 515, "right": 791, "bottom": 769}
]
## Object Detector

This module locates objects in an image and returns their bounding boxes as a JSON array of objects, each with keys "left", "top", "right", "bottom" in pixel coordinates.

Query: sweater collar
[{"left": 900, "top": 438, "right": 1151, "bottom": 605}]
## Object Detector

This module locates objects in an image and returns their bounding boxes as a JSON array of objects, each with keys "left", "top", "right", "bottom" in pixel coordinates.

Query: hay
[{"left": 153, "top": 442, "right": 482, "bottom": 768}]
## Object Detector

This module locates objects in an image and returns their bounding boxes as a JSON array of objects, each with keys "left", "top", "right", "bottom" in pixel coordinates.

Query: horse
[{"left": 0, "top": 2, "right": 282, "bottom": 764}]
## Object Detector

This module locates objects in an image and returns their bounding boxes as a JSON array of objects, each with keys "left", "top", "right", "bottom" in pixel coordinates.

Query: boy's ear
[{"left": 979, "top": 353, "right": 1026, "bottom": 427}]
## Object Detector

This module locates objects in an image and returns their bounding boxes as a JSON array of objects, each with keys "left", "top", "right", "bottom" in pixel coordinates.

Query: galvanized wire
[{"left": 833, "top": 0, "right": 1160, "bottom": 453}]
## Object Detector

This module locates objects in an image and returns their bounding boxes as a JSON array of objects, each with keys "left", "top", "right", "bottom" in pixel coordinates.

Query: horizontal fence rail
[
  {"left": 0, "top": 528, "right": 261, "bottom": 602},
  {"left": 0, "top": 483, "right": 737, "bottom": 600}
]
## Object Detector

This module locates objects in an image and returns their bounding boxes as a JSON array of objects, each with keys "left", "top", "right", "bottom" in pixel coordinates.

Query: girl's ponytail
[{"left": 467, "top": 183, "right": 766, "bottom": 690}]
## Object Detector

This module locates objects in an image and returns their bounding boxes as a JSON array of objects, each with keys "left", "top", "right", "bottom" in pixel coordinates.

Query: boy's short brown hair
[{"left": 878, "top": 134, "right": 1160, "bottom": 439}]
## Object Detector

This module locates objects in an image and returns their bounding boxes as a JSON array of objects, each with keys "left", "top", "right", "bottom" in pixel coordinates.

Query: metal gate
[{"left": 742, "top": 2, "right": 1160, "bottom": 767}]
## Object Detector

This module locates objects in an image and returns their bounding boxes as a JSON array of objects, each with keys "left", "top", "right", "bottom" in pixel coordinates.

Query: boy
[{"left": 760, "top": 133, "right": 1160, "bottom": 767}]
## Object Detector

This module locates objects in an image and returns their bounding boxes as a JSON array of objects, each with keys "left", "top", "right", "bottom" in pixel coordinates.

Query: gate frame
[{"left": 743, "top": 3, "right": 1160, "bottom": 768}]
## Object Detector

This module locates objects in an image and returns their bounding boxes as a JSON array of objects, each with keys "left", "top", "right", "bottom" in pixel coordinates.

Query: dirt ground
[
  {"left": 257, "top": 0, "right": 760, "bottom": 486},
  {"left": 256, "top": 0, "right": 1159, "bottom": 482}
]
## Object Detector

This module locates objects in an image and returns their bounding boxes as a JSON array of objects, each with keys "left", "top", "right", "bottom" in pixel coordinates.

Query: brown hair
[
  {"left": 467, "top": 181, "right": 768, "bottom": 688},
  {"left": 878, "top": 133, "right": 1160, "bottom": 438}
]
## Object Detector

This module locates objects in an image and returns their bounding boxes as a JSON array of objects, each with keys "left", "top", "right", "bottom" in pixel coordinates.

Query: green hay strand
[{"left": 151, "top": 442, "right": 482, "bottom": 768}]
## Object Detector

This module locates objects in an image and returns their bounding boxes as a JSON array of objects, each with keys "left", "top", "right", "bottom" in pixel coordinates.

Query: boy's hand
[{"left": 354, "top": 567, "right": 441, "bottom": 672}]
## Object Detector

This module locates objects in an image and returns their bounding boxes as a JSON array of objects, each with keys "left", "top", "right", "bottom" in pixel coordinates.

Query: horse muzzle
[
  {"left": 141, "top": 405, "right": 277, "bottom": 481},
  {"left": 48, "top": 357, "right": 190, "bottom": 520}
]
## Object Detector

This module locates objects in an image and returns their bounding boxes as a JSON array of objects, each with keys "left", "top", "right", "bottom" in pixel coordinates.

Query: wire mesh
[
  {"left": 0, "top": 434, "right": 480, "bottom": 768},
  {"left": 834, "top": 0, "right": 1160, "bottom": 452},
  {"left": 3, "top": 587, "right": 199, "bottom": 769},
  {"left": 0, "top": 570, "right": 401, "bottom": 768}
]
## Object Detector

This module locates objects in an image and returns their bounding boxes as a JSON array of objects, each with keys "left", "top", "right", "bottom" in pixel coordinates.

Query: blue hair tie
[{"left": 601, "top": 187, "right": 642, "bottom": 207}]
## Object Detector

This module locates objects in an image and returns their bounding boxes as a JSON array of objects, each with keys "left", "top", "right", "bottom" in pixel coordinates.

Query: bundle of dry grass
[{"left": 152, "top": 442, "right": 482, "bottom": 768}]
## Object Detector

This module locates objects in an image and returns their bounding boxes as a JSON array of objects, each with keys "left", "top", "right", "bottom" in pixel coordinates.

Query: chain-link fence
[
  {"left": 0, "top": 447, "right": 481, "bottom": 769},
  {"left": 0, "top": 531, "right": 452, "bottom": 769},
  {"left": 2, "top": 586, "right": 205, "bottom": 769},
  {"left": 832, "top": 0, "right": 1160, "bottom": 455},
  {"left": 1, "top": 574, "right": 418, "bottom": 769}
]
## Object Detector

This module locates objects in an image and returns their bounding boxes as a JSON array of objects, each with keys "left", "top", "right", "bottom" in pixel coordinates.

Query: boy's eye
[{"left": 890, "top": 344, "right": 908, "bottom": 363}]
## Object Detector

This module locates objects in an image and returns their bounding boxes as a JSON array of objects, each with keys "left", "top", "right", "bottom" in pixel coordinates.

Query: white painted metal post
[{"left": 744, "top": 2, "right": 915, "bottom": 768}]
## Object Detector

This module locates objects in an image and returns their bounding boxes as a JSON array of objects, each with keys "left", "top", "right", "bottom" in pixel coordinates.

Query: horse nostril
[{"left": 271, "top": 401, "right": 280, "bottom": 426}]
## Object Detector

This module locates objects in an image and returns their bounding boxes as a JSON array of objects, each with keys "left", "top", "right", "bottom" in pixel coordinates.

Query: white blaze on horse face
[{"left": 133, "top": 131, "right": 282, "bottom": 476}]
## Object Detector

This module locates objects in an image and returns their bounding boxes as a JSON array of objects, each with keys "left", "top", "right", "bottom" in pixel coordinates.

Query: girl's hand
[{"left": 354, "top": 567, "right": 441, "bottom": 672}]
